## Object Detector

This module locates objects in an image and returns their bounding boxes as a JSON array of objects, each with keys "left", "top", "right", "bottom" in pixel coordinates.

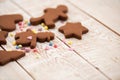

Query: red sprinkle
[
  {"left": 18, "top": 22, "right": 23, "bottom": 26},
  {"left": 53, "top": 44, "right": 58, "bottom": 48},
  {"left": 33, "top": 49, "right": 38, "bottom": 52}
]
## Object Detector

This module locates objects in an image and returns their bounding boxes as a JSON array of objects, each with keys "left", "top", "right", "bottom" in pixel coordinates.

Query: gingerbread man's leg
[
  {"left": 58, "top": 26, "right": 65, "bottom": 33},
  {"left": 30, "top": 35, "right": 36, "bottom": 49},
  {"left": 44, "top": 18, "right": 55, "bottom": 28},
  {"left": 46, "top": 36, "right": 50, "bottom": 42},
  {"left": 59, "top": 12, "right": 68, "bottom": 20},
  {"left": 30, "top": 16, "right": 44, "bottom": 25},
  {"left": 49, "top": 32, "right": 54, "bottom": 40}
]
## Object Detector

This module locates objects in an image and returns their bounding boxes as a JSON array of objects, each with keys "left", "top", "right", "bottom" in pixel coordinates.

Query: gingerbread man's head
[{"left": 57, "top": 5, "right": 68, "bottom": 13}]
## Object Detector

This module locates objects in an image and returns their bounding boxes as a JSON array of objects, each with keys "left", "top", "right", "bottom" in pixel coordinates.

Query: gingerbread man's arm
[
  {"left": 46, "top": 32, "right": 54, "bottom": 41},
  {"left": 11, "top": 14, "right": 23, "bottom": 23},
  {"left": 0, "top": 31, "right": 8, "bottom": 44},
  {"left": 49, "top": 32, "right": 54, "bottom": 40},
  {"left": 44, "top": 8, "right": 53, "bottom": 13},
  {"left": 15, "top": 33, "right": 21, "bottom": 39},
  {"left": 1, "top": 31, "right": 8, "bottom": 37},
  {"left": 30, "top": 16, "right": 44, "bottom": 25},
  {"left": 59, "top": 25, "right": 66, "bottom": 33}
]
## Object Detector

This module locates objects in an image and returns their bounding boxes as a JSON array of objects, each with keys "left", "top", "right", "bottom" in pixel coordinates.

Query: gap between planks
[
  {"left": 10, "top": 0, "right": 112, "bottom": 80},
  {"left": 56, "top": 37, "right": 112, "bottom": 80}
]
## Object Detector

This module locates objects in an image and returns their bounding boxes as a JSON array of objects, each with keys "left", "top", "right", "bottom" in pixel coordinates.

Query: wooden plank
[
  {"left": 67, "top": 0, "right": 120, "bottom": 35},
  {"left": 16, "top": 38, "right": 109, "bottom": 80},
  {"left": 12, "top": 0, "right": 120, "bottom": 80},
  {"left": 0, "top": 47, "right": 33, "bottom": 80},
  {"left": 0, "top": 0, "right": 109, "bottom": 80}
]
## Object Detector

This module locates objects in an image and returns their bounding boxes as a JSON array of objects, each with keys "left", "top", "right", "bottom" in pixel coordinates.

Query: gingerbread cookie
[
  {"left": 59, "top": 22, "right": 88, "bottom": 39},
  {"left": 30, "top": 5, "right": 68, "bottom": 28},
  {"left": 15, "top": 29, "right": 37, "bottom": 49},
  {"left": 0, "top": 14, "right": 23, "bottom": 31},
  {"left": 0, "top": 50, "right": 25, "bottom": 66},
  {"left": 37, "top": 32, "right": 54, "bottom": 42},
  {"left": 0, "top": 31, "right": 8, "bottom": 45}
]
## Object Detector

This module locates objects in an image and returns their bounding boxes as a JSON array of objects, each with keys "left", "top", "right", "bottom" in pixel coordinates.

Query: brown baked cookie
[
  {"left": 37, "top": 32, "right": 54, "bottom": 42},
  {"left": 0, "top": 50, "right": 25, "bottom": 66},
  {"left": 15, "top": 29, "right": 37, "bottom": 49},
  {"left": 30, "top": 5, "right": 68, "bottom": 28},
  {"left": 0, "top": 14, "right": 23, "bottom": 31},
  {"left": 59, "top": 22, "right": 88, "bottom": 39},
  {"left": 0, "top": 31, "right": 8, "bottom": 45}
]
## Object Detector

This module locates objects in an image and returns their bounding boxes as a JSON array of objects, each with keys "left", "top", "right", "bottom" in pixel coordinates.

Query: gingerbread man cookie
[
  {"left": 0, "top": 50, "right": 25, "bottom": 66},
  {"left": 0, "top": 31, "right": 8, "bottom": 45},
  {"left": 15, "top": 29, "right": 55, "bottom": 48},
  {"left": 37, "top": 32, "right": 54, "bottom": 42},
  {"left": 59, "top": 22, "right": 88, "bottom": 39},
  {"left": 15, "top": 29, "right": 37, "bottom": 49},
  {"left": 0, "top": 14, "right": 23, "bottom": 31},
  {"left": 30, "top": 5, "right": 68, "bottom": 28}
]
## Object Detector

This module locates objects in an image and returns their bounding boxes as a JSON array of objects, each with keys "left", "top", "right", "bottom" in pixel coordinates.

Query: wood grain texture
[
  {"left": 0, "top": 47, "right": 33, "bottom": 80},
  {"left": 12, "top": 0, "right": 120, "bottom": 80},
  {"left": 0, "top": 0, "right": 109, "bottom": 80},
  {"left": 17, "top": 38, "right": 108, "bottom": 80},
  {"left": 67, "top": 0, "right": 120, "bottom": 35}
]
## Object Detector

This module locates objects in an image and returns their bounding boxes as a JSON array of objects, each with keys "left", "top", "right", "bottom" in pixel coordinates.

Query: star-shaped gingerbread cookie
[{"left": 59, "top": 22, "right": 88, "bottom": 39}]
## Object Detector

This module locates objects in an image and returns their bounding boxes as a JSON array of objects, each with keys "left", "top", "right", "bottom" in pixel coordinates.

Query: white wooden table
[{"left": 0, "top": 0, "right": 120, "bottom": 80}]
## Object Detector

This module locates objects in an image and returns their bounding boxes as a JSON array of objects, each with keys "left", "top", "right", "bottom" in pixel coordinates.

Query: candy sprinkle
[
  {"left": 62, "top": 39, "right": 66, "bottom": 43},
  {"left": 18, "top": 45, "right": 22, "bottom": 48},
  {"left": 24, "top": 20, "right": 28, "bottom": 24},
  {"left": 49, "top": 41, "right": 53, "bottom": 46},
  {"left": 32, "top": 29, "right": 37, "bottom": 33},
  {"left": 38, "top": 28, "right": 42, "bottom": 31},
  {"left": 35, "top": 53, "right": 40, "bottom": 59},
  {"left": 41, "top": 23, "right": 45, "bottom": 27},
  {"left": 10, "top": 33, "right": 14, "bottom": 37},
  {"left": 44, "top": 26, "right": 48, "bottom": 30},
  {"left": 16, "top": 46, "right": 19, "bottom": 49},
  {"left": 27, "top": 22, "right": 31, "bottom": 26},
  {"left": 27, "top": 36, "right": 32, "bottom": 40},
  {"left": 18, "top": 22, "right": 23, "bottom": 26},
  {"left": 68, "top": 48, "right": 74, "bottom": 51},
  {"left": 45, "top": 46, "right": 49, "bottom": 50},
  {"left": 12, "top": 41, "right": 16, "bottom": 46},
  {"left": 33, "top": 49, "right": 38, "bottom": 53},
  {"left": 67, "top": 41, "right": 73, "bottom": 45},
  {"left": 53, "top": 44, "right": 58, "bottom": 48},
  {"left": 25, "top": 48, "right": 31, "bottom": 52}
]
